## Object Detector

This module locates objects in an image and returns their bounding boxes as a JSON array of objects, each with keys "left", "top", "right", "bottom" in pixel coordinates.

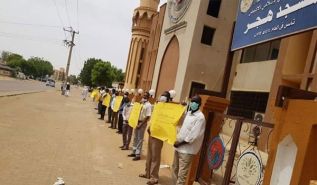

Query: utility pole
[{"left": 63, "top": 27, "right": 79, "bottom": 82}]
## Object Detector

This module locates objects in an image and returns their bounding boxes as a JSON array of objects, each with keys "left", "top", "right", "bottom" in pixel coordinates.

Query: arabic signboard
[{"left": 231, "top": 0, "right": 317, "bottom": 50}]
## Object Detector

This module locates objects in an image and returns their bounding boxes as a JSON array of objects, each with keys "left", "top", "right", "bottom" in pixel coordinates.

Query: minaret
[{"left": 124, "top": 0, "right": 159, "bottom": 90}]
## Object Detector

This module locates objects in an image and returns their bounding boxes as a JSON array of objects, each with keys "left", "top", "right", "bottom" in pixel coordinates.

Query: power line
[
  {"left": 0, "top": 20, "right": 60, "bottom": 29},
  {"left": 0, "top": 31, "right": 62, "bottom": 42},
  {"left": 76, "top": 0, "right": 80, "bottom": 29},
  {"left": 0, "top": 33, "right": 63, "bottom": 46},
  {"left": 51, "top": 0, "right": 67, "bottom": 38},
  {"left": 64, "top": 0, "right": 72, "bottom": 27}
]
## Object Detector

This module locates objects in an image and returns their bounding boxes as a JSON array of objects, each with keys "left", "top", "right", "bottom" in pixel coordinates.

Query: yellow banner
[
  {"left": 112, "top": 96, "right": 123, "bottom": 112},
  {"left": 150, "top": 102, "right": 186, "bottom": 145},
  {"left": 128, "top": 103, "right": 143, "bottom": 128},
  {"left": 102, "top": 94, "right": 111, "bottom": 107},
  {"left": 90, "top": 89, "right": 98, "bottom": 98}
]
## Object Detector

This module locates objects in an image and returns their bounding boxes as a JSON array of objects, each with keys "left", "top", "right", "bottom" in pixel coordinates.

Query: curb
[{"left": 0, "top": 90, "right": 47, "bottom": 98}]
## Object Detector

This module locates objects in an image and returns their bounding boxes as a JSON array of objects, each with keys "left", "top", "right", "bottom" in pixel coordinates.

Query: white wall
[{"left": 231, "top": 60, "right": 277, "bottom": 92}]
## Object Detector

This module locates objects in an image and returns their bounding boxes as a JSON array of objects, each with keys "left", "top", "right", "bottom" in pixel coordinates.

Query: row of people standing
[{"left": 92, "top": 87, "right": 206, "bottom": 185}]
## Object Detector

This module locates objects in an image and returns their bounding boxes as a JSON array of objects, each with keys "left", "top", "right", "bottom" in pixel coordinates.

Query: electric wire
[
  {"left": 51, "top": 0, "right": 67, "bottom": 39},
  {"left": 64, "top": 0, "right": 72, "bottom": 27},
  {"left": 0, "top": 20, "right": 60, "bottom": 29}
]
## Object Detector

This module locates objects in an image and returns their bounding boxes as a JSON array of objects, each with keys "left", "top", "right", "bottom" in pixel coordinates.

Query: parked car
[{"left": 46, "top": 79, "right": 55, "bottom": 87}]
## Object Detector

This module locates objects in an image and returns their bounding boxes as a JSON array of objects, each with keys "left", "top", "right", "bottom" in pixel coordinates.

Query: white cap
[
  {"left": 169, "top": 90, "right": 176, "bottom": 98},
  {"left": 138, "top": 89, "right": 143, "bottom": 94},
  {"left": 149, "top": 89, "right": 155, "bottom": 96},
  {"left": 130, "top": 89, "right": 135, "bottom": 93}
]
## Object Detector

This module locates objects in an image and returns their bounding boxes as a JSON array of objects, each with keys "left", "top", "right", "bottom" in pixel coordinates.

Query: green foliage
[
  {"left": 78, "top": 58, "right": 125, "bottom": 87},
  {"left": 27, "top": 57, "right": 54, "bottom": 78},
  {"left": 91, "top": 61, "right": 114, "bottom": 87},
  {"left": 112, "top": 67, "right": 125, "bottom": 82},
  {"left": 68, "top": 75, "right": 79, "bottom": 85},
  {"left": 4, "top": 52, "right": 54, "bottom": 78},
  {"left": 79, "top": 58, "right": 100, "bottom": 86}
]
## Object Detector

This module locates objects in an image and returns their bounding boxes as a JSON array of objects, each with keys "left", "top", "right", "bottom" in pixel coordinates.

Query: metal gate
[{"left": 196, "top": 112, "right": 274, "bottom": 185}]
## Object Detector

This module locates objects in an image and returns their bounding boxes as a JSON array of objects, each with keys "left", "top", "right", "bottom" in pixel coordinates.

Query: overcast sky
[{"left": 0, "top": 0, "right": 166, "bottom": 75}]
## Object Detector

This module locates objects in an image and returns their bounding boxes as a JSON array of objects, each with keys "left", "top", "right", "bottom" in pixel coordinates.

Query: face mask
[
  {"left": 159, "top": 96, "right": 168, "bottom": 102},
  {"left": 124, "top": 95, "right": 128, "bottom": 98},
  {"left": 141, "top": 98, "right": 148, "bottom": 103},
  {"left": 190, "top": 102, "right": 199, "bottom": 111}
]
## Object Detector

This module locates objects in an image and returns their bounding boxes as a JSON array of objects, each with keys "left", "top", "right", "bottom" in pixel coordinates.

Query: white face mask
[
  {"left": 141, "top": 98, "right": 148, "bottom": 103},
  {"left": 159, "top": 96, "right": 167, "bottom": 102}
]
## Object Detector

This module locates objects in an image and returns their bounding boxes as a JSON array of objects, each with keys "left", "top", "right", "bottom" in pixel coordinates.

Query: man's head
[
  {"left": 190, "top": 95, "right": 202, "bottom": 112},
  {"left": 123, "top": 96, "right": 130, "bottom": 104},
  {"left": 142, "top": 92, "right": 150, "bottom": 102},
  {"left": 159, "top": 91, "right": 171, "bottom": 102},
  {"left": 105, "top": 88, "right": 109, "bottom": 93},
  {"left": 111, "top": 89, "right": 116, "bottom": 94},
  {"left": 124, "top": 92, "right": 129, "bottom": 97}
]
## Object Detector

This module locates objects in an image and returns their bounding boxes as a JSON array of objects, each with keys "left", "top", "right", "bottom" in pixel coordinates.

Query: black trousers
[
  {"left": 118, "top": 114, "right": 123, "bottom": 133},
  {"left": 98, "top": 101, "right": 102, "bottom": 114},
  {"left": 100, "top": 105, "right": 107, "bottom": 119},
  {"left": 107, "top": 107, "right": 113, "bottom": 123}
]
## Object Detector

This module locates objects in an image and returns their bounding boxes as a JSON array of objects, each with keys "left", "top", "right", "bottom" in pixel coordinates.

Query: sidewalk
[{"left": 0, "top": 88, "right": 173, "bottom": 185}]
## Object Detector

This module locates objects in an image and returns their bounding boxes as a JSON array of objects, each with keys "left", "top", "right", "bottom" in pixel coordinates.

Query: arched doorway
[{"left": 156, "top": 36, "right": 180, "bottom": 97}]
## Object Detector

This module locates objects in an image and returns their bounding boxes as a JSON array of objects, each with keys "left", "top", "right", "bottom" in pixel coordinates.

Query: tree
[
  {"left": 27, "top": 57, "right": 54, "bottom": 78},
  {"left": 68, "top": 75, "right": 79, "bottom": 85},
  {"left": 111, "top": 66, "right": 125, "bottom": 82},
  {"left": 79, "top": 58, "right": 100, "bottom": 86},
  {"left": 6, "top": 53, "right": 25, "bottom": 71},
  {"left": 91, "top": 61, "right": 114, "bottom": 87}
]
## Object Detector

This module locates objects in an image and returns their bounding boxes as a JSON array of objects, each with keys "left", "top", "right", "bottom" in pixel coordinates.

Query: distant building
[
  {"left": 53, "top": 68, "right": 66, "bottom": 81},
  {"left": 0, "top": 60, "right": 14, "bottom": 77}
]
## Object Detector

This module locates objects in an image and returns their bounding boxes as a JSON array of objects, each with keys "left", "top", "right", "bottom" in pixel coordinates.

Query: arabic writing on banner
[
  {"left": 232, "top": 0, "right": 317, "bottom": 50},
  {"left": 150, "top": 102, "right": 186, "bottom": 145},
  {"left": 102, "top": 94, "right": 111, "bottom": 107},
  {"left": 128, "top": 103, "right": 143, "bottom": 128},
  {"left": 112, "top": 96, "right": 123, "bottom": 112}
]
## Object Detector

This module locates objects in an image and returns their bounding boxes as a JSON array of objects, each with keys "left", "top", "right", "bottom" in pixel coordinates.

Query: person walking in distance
[
  {"left": 65, "top": 82, "right": 71, "bottom": 97},
  {"left": 172, "top": 95, "right": 206, "bottom": 185},
  {"left": 128, "top": 92, "right": 152, "bottom": 161},
  {"left": 81, "top": 86, "right": 88, "bottom": 101},
  {"left": 139, "top": 91, "right": 171, "bottom": 185}
]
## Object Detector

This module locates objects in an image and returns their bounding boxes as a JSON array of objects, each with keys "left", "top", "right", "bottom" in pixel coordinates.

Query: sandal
[{"left": 138, "top": 173, "right": 150, "bottom": 179}]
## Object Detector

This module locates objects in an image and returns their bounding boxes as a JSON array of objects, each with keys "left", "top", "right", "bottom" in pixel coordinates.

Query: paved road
[
  {"left": 0, "top": 80, "right": 53, "bottom": 93},
  {"left": 0, "top": 89, "right": 173, "bottom": 185}
]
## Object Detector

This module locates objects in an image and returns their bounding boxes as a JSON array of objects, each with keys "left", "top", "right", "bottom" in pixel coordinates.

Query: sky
[{"left": 0, "top": 0, "right": 166, "bottom": 76}]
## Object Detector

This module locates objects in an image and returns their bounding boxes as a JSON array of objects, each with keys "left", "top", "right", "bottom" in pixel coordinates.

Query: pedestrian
[
  {"left": 65, "top": 82, "right": 70, "bottom": 97},
  {"left": 107, "top": 89, "right": 115, "bottom": 124},
  {"left": 139, "top": 91, "right": 171, "bottom": 185},
  {"left": 82, "top": 86, "right": 89, "bottom": 101},
  {"left": 128, "top": 92, "right": 152, "bottom": 161},
  {"left": 61, "top": 83, "right": 65, "bottom": 95},
  {"left": 172, "top": 95, "right": 206, "bottom": 185},
  {"left": 120, "top": 95, "right": 133, "bottom": 150},
  {"left": 117, "top": 92, "right": 129, "bottom": 134}
]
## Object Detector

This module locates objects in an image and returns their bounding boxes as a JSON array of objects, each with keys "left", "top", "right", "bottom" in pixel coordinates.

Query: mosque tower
[{"left": 124, "top": 0, "right": 160, "bottom": 89}]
